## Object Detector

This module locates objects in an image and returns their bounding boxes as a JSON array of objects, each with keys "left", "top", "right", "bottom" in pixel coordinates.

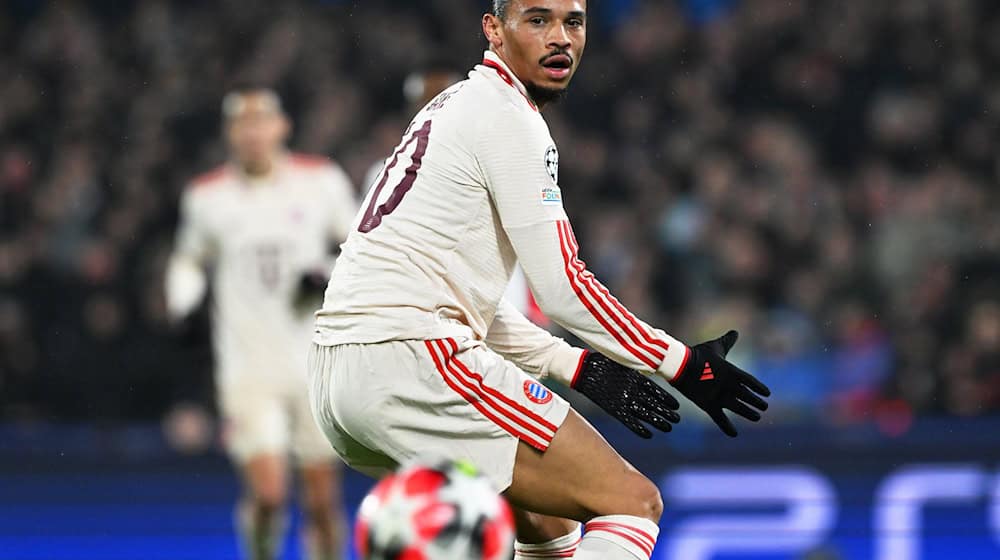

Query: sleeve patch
[
  {"left": 541, "top": 186, "right": 563, "bottom": 206},
  {"left": 544, "top": 145, "right": 559, "bottom": 184}
]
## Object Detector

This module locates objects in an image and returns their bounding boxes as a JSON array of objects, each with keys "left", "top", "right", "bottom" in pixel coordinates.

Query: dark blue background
[{"left": 1, "top": 418, "right": 998, "bottom": 559}]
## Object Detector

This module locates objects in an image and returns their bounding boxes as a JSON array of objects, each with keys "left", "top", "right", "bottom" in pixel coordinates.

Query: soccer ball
[{"left": 354, "top": 461, "right": 514, "bottom": 560}]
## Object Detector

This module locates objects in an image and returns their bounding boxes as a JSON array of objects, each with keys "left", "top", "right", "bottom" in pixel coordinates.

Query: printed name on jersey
[
  {"left": 543, "top": 145, "right": 559, "bottom": 184},
  {"left": 523, "top": 380, "right": 553, "bottom": 404},
  {"left": 541, "top": 186, "right": 563, "bottom": 206}
]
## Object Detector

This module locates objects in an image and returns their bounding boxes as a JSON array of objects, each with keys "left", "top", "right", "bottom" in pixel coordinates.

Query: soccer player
[
  {"left": 310, "top": 2, "right": 771, "bottom": 560},
  {"left": 166, "top": 87, "right": 357, "bottom": 560}
]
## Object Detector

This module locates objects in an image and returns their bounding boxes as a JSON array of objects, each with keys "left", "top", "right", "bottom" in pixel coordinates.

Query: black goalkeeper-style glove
[
  {"left": 572, "top": 351, "right": 681, "bottom": 438},
  {"left": 670, "top": 330, "right": 771, "bottom": 437},
  {"left": 293, "top": 269, "right": 329, "bottom": 315},
  {"left": 167, "top": 301, "right": 211, "bottom": 348}
]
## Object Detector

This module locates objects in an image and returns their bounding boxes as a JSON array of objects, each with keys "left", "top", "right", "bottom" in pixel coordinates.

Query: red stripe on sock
[{"left": 585, "top": 521, "right": 656, "bottom": 558}]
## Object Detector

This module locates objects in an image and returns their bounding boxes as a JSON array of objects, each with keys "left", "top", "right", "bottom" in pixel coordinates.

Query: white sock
[
  {"left": 574, "top": 515, "right": 659, "bottom": 560},
  {"left": 514, "top": 525, "right": 581, "bottom": 559}
]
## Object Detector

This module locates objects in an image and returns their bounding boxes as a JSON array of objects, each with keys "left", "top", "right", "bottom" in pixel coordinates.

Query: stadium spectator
[{"left": 2, "top": 0, "right": 1000, "bottom": 428}]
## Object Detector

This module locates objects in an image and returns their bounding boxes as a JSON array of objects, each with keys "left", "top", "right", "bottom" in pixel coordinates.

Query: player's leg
[
  {"left": 221, "top": 386, "right": 291, "bottom": 560},
  {"left": 512, "top": 508, "right": 581, "bottom": 559},
  {"left": 293, "top": 381, "right": 346, "bottom": 560},
  {"left": 504, "top": 409, "right": 662, "bottom": 560},
  {"left": 238, "top": 454, "right": 289, "bottom": 560},
  {"left": 298, "top": 462, "right": 344, "bottom": 560}
]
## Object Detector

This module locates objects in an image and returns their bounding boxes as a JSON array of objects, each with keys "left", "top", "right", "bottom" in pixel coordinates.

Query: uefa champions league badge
[
  {"left": 523, "top": 380, "right": 553, "bottom": 404},
  {"left": 543, "top": 145, "right": 559, "bottom": 184}
]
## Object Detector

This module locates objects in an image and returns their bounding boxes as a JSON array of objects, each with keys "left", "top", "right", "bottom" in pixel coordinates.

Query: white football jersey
[
  {"left": 315, "top": 51, "right": 689, "bottom": 384},
  {"left": 168, "top": 154, "right": 357, "bottom": 386}
]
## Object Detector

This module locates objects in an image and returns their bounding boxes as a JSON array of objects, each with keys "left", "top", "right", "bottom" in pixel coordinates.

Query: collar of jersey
[
  {"left": 229, "top": 150, "right": 288, "bottom": 187},
  {"left": 480, "top": 50, "right": 538, "bottom": 112}
]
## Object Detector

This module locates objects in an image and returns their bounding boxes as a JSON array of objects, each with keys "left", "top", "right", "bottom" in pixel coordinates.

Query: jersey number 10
[{"left": 358, "top": 120, "right": 433, "bottom": 233}]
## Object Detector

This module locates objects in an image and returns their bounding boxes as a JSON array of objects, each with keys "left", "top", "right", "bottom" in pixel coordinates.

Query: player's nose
[{"left": 546, "top": 24, "right": 573, "bottom": 50}]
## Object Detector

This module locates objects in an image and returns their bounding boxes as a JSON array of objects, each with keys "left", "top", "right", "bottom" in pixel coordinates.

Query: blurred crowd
[{"left": 2, "top": 0, "right": 999, "bottom": 426}]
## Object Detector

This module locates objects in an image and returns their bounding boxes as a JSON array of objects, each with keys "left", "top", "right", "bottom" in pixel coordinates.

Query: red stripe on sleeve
[
  {"left": 570, "top": 350, "right": 588, "bottom": 389},
  {"left": 668, "top": 345, "right": 693, "bottom": 383},
  {"left": 564, "top": 225, "right": 671, "bottom": 354},
  {"left": 556, "top": 221, "right": 660, "bottom": 370},
  {"left": 561, "top": 221, "right": 667, "bottom": 360}
]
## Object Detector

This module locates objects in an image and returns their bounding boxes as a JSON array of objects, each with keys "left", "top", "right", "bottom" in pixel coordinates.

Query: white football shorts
[
  {"left": 308, "top": 338, "right": 570, "bottom": 491},
  {"left": 218, "top": 374, "right": 339, "bottom": 466}
]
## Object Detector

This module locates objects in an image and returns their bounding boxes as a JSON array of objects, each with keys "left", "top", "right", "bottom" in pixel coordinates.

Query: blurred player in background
[
  {"left": 165, "top": 86, "right": 357, "bottom": 560},
  {"left": 310, "top": 2, "right": 770, "bottom": 560}
]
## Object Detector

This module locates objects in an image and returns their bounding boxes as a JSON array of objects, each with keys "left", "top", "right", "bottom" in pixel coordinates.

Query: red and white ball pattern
[{"left": 355, "top": 461, "right": 514, "bottom": 560}]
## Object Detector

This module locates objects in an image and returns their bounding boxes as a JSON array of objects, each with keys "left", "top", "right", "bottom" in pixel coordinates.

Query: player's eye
[
  {"left": 567, "top": 18, "right": 584, "bottom": 28},
  {"left": 529, "top": 16, "right": 545, "bottom": 25}
]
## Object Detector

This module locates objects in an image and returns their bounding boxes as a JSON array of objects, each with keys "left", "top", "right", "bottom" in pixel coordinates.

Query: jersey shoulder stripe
[
  {"left": 289, "top": 152, "right": 332, "bottom": 169},
  {"left": 482, "top": 58, "right": 538, "bottom": 113},
  {"left": 189, "top": 165, "right": 228, "bottom": 189}
]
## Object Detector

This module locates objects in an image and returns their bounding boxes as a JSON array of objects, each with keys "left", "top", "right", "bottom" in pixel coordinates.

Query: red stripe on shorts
[
  {"left": 444, "top": 338, "right": 558, "bottom": 433},
  {"left": 436, "top": 340, "right": 555, "bottom": 445},
  {"left": 424, "top": 341, "right": 549, "bottom": 451}
]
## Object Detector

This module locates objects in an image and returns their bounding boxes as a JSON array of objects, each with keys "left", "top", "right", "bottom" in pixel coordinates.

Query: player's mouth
[{"left": 541, "top": 54, "right": 573, "bottom": 80}]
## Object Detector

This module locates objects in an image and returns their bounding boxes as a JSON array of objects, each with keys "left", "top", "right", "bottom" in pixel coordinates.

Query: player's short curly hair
[{"left": 493, "top": 0, "right": 511, "bottom": 20}]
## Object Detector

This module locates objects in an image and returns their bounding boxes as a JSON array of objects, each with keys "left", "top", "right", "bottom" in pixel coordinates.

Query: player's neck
[
  {"left": 487, "top": 48, "right": 552, "bottom": 111},
  {"left": 238, "top": 159, "right": 274, "bottom": 179}
]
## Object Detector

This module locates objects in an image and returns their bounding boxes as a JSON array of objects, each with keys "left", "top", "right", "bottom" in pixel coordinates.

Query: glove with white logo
[
  {"left": 670, "top": 330, "right": 770, "bottom": 437},
  {"left": 572, "top": 351, "right": 681, "bottom": 438}
]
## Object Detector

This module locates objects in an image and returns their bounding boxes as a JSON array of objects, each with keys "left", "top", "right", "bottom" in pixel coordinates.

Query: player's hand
[
  {"left": 293, "top": 270, "right": 329, "bottom": 314},
  {"left": 166, "top": 305, "right": 210, "bottom": 347},
  {"left": 572, "top": 351, "right": 681, "bottom": 439},
  {"left": 670, "top": 330, "right": 770, "bottom": 437}
]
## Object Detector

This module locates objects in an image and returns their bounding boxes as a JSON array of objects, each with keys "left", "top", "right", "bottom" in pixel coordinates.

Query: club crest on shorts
[
  {"left": 523, "top": 380, "right": 553, "bottom": 404},
  {"left": 543, "top": 145, "right": 559, "bottom": 184}
]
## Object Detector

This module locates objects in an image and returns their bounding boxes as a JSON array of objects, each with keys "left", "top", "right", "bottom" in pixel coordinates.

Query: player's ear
[
  {"left": 482, "top": 13, "right": 503, "bottom": 50},
  {"left": 278, "top": 113, "right": 291, "bottom": 142},
  {"left": 223, "top": 119, "right": 237, "bottom": 148}
]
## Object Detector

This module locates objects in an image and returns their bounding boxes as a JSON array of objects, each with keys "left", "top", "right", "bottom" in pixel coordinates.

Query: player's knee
[
  {"left": 634, "top": 478, "right": 663, "bottom": 522},
  {"left": 302, "top": 496, "right": 334, "bottom": 524},
  {"left": 595, "top": 473, "right": 662, "bottom": 522},
  {"left": 251, "top": 485, "right": 287, "bottom": 515}
]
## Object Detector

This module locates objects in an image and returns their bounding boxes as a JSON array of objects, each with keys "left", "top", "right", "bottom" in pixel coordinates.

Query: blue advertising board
[{"left": 0, "top": 418, "right": 997, "bottom": 559}]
